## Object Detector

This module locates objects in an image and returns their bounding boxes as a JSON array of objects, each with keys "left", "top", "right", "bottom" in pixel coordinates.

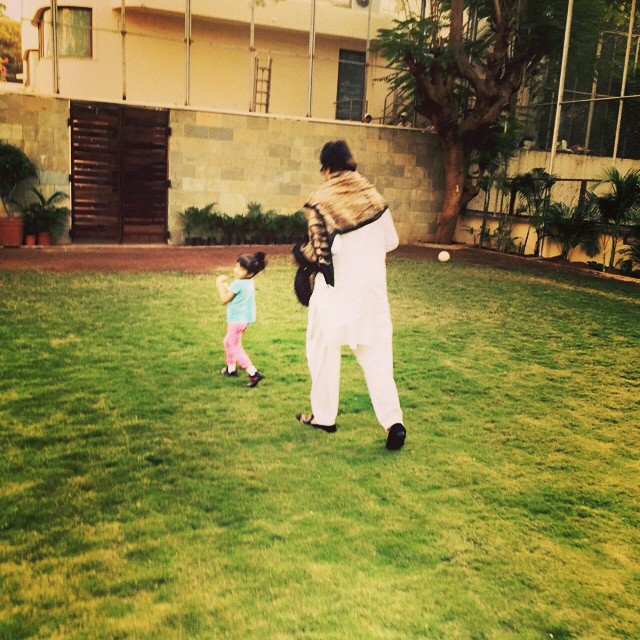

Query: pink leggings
[{"left": 223, "top": 322, "right": 253, "bottom": 369}]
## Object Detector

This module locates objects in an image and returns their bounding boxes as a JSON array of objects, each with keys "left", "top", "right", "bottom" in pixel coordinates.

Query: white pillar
[
  {"left": 51, "top": 0, "right": 59, "bottom": 94},
  {"left": 184, "top": 0, "right": 192, "bottom": 106},
  {"left": 548, "top": 0, "right": 574, "bottom": 175},
  {"left": 307, "top": 0, "right": 317, "bottom": 117}
]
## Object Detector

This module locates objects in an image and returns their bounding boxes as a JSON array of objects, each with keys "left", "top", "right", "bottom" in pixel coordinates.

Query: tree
[
  {"left": 0, "top": 10, "right": 21, "bottom": 83},
  {"left": 374, "top": 0, "right": 618, "bottom": 244}
]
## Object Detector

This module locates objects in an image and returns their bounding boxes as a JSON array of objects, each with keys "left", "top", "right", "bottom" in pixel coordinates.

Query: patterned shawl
[{"left": 300, "top": 170, "right": 388, "bottom": 286}]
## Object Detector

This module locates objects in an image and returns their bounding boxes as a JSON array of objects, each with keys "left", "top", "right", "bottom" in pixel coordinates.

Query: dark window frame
[
  {"left": 335, "top": 49, "right": 366, "bottom": 122},
  {"left": 38, "top": 7, "right": 93, "bottom": 59}
]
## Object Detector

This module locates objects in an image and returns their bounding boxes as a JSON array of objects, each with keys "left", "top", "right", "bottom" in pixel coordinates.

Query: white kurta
[
  {"left": 308, "top": 209, "right": 399, "bottom": 349},
  {"left": 306, "top": 210, "right": 403, "bottom": 429}
]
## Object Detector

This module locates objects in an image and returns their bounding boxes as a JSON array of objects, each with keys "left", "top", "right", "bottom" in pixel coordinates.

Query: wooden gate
[{"left": 70, "top": 102, "right": 169, "bottom": 243}]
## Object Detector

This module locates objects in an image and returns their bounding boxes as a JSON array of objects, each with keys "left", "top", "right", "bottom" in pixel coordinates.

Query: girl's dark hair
[
  {"left": 238, "top": 251, "right": 267, "bottom": 276},
  {"left": 319, "top": 140, "right": 357, "bottom": 173}
]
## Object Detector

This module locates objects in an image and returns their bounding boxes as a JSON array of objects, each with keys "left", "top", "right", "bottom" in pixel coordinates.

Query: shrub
[
  {"left": 0, "top": 141, "right": 38, "bottom": 217},
  {"left": 179, "top": 202, "right": 307, "bottom": 245}
]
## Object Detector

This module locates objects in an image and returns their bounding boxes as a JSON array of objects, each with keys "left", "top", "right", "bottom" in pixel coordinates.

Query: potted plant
[
  {"left": 15, "top": 188, "right": 70, "bottom": 246},
  {"left": 22, "top": 206, "right": 38, "bottom": 246},
  {"left": 0, "top": 141, "right": 38, "bottom": 247}
]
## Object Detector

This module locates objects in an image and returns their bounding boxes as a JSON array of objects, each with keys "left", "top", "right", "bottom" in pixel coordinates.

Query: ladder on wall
[{"left": 252, "top": 57, "right": 272, "bottom": 113}]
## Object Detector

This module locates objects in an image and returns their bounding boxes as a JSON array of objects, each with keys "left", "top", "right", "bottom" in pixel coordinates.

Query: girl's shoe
[
  {"left": 220, "top": 366, "right": 239, "bottom": 377},
  {"left": 247, "top": 371, "right": 264, "bottom": 387}
]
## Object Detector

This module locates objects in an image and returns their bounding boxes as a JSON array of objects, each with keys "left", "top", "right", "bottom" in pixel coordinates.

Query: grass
[{"left": 0, "top": 255, "right": 638, "bottom": 640}]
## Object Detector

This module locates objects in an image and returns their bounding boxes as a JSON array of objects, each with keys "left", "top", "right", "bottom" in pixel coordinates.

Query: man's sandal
[{"left": 296, "top": 413, "right": 337, "bottom": 433}]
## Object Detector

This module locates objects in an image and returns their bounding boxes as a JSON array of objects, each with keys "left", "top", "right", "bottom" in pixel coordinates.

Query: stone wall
[
  {"left": 0, "top": 91, "right": 70, "bottom": 217},
  {"left": 167, "top": 110, "right": 444, "bottom": 244},
  {"left": 0, "top": 90, "right": 445, "bottom": 245}
]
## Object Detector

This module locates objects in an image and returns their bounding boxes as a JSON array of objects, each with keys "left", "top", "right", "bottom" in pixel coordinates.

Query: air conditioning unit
[
  {"left": 330, "top": 0, "right": 379, "bottom": 11},
  {"left": 353, "top": 0, "right": 379, "bottom": 11}
]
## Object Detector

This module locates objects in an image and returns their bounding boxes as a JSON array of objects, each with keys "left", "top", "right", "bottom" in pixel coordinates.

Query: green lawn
[{"left": 1, "top": 255, "right": 638, "bottom": 640}]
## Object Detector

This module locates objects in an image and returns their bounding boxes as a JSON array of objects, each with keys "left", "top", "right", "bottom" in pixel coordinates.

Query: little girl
[{"left": 216, "top": 251, "right": 267, "bottom": 387}]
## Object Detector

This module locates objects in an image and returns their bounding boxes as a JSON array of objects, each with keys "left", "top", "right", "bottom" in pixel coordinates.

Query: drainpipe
[
  {"left": 184, "top": 0, "right": 192, "bottom": 106},
  {"left": 307, "top": 0, "right": 316, "bottom": 117},
  {"left": 363, "top": 0, "right": 373, "bottom": 120},
  {"left": 249, "top": 0, "right": 256, "bottom": 111},
  {"left": 51, "top": 0, "right": 59, "bottom": 94},
  {"left": 612, "top": 0, "right": 636, "bottom": 166},
  {"left": 121, "top": 0, "right": 126, "bottom": 100}
]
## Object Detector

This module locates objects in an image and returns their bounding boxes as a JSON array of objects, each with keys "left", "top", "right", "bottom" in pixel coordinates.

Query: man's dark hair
[{"left": 320, "top": 140, "right": 357, "bottom": 173}]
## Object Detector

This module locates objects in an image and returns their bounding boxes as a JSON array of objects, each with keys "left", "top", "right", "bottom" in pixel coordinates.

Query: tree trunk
[{"left": 435, "top": 140, "right": 466, "bottom": 244}]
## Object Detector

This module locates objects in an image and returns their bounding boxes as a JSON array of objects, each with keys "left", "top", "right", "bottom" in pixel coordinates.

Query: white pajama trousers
[{"left": 306, "top": 326, "right": 403, "bottom": 430}]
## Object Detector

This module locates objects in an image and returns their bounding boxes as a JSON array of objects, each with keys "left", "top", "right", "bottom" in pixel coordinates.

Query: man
[{"left": 294, "top": 140, "right": 406, "bottom": 450}]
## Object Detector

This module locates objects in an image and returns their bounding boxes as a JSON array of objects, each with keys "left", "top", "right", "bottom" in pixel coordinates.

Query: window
[
  {"left": 336, "top": 50, "right": 366, "bottom": 121},
  {"left": 39, "top": 7, "right": 92, "bottom": 58}
]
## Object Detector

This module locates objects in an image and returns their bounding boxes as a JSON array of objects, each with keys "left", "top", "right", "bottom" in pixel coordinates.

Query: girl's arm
[{"left": 216, "top": 275, "right": 235, "bottom": 305}]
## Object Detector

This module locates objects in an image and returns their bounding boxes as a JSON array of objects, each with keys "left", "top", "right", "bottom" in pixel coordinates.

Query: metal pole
[
  {"left": 121, "top": 0, "right": 126, "bottom": 100},
  {"left": 612, "top": 0, "right": 636, "bottom": 165},
  {"left": 51, "top": 0, "right": 59, "bottom": 94},
  {"left": 363, "top": 0, "right": 373, "bottom": 119},
  {"left": 184, "top": 0, "right": 192, "bottom": 106},
  {"left": 249, "top": 0, "right": 256, "bottom": 111},
  {"left": 306, "top": 0, "right": 316, "bottom": 117},
  {"left": 584, "top": 37, "right": 602, "bottom": 154},
  {"left": 548, "top": 0, "right": 574, "bottom": 175}
]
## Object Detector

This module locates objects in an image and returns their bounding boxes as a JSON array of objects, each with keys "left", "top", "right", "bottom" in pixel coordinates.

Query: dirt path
[{"left": 0, "top": 243, "right": 637, "bottom": 286}]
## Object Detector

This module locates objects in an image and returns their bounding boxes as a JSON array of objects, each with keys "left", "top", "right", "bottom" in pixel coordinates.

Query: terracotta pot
[
  {"left": 24, "top": 234, "right": 37, "bottom": 246},
  {"left": 0, "top": 218, "right": 25, "bottom": 247},
  {"left": 37, "top": 231, "right": 52, "bottom": 246}
]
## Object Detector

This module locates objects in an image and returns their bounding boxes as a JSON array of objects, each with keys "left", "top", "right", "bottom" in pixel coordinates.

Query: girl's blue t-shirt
[{"left": 227, "top": 278, "right": 256, "bottom": 324}]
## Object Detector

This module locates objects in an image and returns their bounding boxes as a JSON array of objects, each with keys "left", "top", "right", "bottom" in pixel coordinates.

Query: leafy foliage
[
  {"left": 0, "top": 141, "right": 38, "bottom": 217},
  {"left": 512, "top": 168, "right": 556, "bottom": 255},
  {"left": 593, "top": 168, "right": 640, "bottom": 267},
  {"left": 540, "top": 201, "right": 601, "bottom": 261},
  {"left": 180, "top": 202, "right": 306, "bottom": 245},
  {"left": 15, "top": 188, "right": 70, "bottom": 237},
  {"left": 373, "top": 1, "right": 619, "bottom": 242},
  {"left": 617, "top": 222, "right": 640, "bottom": 273},
  {"left": 0, "top": 14, "right": 21, "bottom": 82}
]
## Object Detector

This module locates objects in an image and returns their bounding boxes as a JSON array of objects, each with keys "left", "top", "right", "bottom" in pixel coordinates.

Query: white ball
[{"left": 437, "top": 250, "right": 451, "bottom": 263}]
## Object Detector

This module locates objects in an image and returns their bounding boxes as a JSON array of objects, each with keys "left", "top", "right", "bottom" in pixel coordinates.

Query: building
[
  {"left": 19, "top": 0, "right": 414, "bottom": 122},
  {"left": 2, "top": 2, "right": 445, "bottom": 247}
]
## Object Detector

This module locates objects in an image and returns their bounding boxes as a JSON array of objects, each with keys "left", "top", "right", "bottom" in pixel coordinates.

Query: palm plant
[
  {"left": 592, "top": 168, "right": 640, "bottom": 268},
  {"left": 511, "top": 168, "right": 556, "bottom": 256},
  {"left": 616, "top": 218, "right": 640, "bottom": 274},
  {"left": 179, "top": 203, "right": 216, "bottom": 243},
  {"left": 15, "top": 188, "right": 70, "bottom": 238},
  {"left": 539, "top": 200, "right": 600, "bottom": 261}
]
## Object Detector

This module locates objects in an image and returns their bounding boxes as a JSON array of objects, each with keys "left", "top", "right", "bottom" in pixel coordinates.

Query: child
[{"left": 216, "top": 251, "right": 267, "bottom": 388}]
